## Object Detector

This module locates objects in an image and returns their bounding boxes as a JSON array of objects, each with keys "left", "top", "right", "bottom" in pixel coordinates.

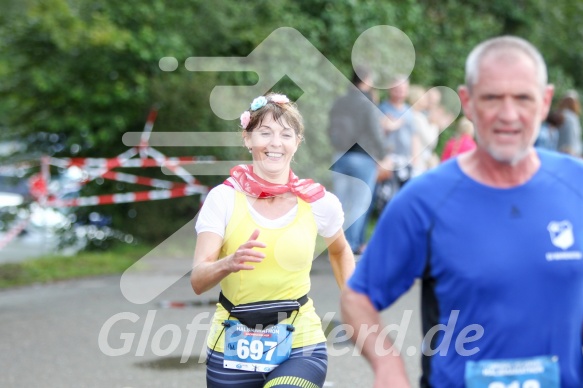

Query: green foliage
[{"left": 1, "top": 0, "right": 582, "bottom": 246}]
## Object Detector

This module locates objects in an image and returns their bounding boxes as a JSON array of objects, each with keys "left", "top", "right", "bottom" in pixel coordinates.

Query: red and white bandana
[{"left": 224, "top": 164, "right": 325, "bottom": 203}]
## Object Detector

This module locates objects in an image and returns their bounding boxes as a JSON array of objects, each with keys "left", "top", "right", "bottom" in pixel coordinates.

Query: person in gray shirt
[
  {"left": 557, "top": 91, "right": 582, "bottom": 157},
  {"left": 328, "top": 66, "right": 385, "bottom": 254}
]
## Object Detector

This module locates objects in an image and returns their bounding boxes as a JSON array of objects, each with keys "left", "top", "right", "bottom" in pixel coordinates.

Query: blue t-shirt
[
  {"left": 348, "top": 150, "right": 583, "bottom": 387},
  {"left": 378, "top": 100, "right": 416, "bottom": 158}
]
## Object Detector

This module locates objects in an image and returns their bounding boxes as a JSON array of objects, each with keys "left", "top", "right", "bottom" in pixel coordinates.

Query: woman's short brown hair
[{"left": 243, "top": 93, "right": 304, "bottom": 140}]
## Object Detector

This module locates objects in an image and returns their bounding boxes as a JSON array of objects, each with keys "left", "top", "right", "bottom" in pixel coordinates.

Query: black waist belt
[
  {"left": 219, "top": 292, "right": 309, "bottom": 312},
  {"left": 219, "top": 292, "right": 309, "bottom": 328}
]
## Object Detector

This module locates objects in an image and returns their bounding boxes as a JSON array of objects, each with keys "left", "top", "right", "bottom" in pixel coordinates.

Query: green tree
[
  {"left": 1, "top": 0, "right": 581, "bottom": 246},
  {"left": 0, "top": 0, "right": 242, "bottom": 242}
]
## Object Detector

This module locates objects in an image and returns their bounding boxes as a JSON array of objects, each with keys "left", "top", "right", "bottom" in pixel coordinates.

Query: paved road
[
  {"left": 0, "top": 231, "right": 60, "bottom": 264},
  {"left": 0, "top": 255, "right": 422, "bottom": 388}
]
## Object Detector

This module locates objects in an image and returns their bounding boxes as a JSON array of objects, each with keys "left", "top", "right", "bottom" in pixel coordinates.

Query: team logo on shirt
[
  {"left": 547, "top": 220, "right": 574, "bottom": 250},
  {"left": 545, "top": 220, "right": 582, "bottom": 262}
]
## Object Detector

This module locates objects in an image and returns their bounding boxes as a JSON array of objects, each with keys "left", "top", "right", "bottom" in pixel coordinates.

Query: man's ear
[{"left": 458, "top": 85, "right": 473, "bottom": 121}]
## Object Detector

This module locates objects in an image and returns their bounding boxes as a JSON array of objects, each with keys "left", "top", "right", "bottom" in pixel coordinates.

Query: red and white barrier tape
[
  {"left": 20, "top": 107, "right": 215, "bottom": 210},
  {"left": 50, "top": 155, "right": 213, "bottom": 170},
  {"left": 139, "top": 108, "right": 158, "bottom": 158},
  {"left": 46, "top": 185, "right": 208, "bottom": 208},
  {"left": 101, "top": 171, "right": 185, "bottom": 189},
  {"left": 0, "top": 217, "right": 31, "bottom": 251},
  {"left": 144, "top": 147, "right": 203, "bottom": 187}
]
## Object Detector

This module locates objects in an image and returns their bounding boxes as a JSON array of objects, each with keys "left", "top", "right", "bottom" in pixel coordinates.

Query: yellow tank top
[{"left": 207, "top": 191, "right": 326, "bottom": 351}]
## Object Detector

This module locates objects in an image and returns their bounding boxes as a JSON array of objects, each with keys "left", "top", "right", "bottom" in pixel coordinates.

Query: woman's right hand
[{"left": 226, "top": 229, "right": 266, "bottom": 273}]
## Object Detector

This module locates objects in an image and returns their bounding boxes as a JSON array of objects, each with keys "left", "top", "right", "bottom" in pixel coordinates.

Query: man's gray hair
[{"left": 465, "top": 36, "right": 548, "bottom": 92}]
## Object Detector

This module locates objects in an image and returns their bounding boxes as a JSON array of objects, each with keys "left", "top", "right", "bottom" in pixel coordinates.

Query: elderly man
[{"left": 341, "top": 36, "right": 583, "bottom": 388}]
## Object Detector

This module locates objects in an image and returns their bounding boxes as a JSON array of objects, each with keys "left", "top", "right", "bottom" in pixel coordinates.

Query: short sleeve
[
  {"left": 347, "top": 185, "right": 429, "bottom": 311},
  {"left": 195, "top": 184, "right": 235, "bottom": 238},
  {"left": 310, "top": 190, "right": 344, "bottom": 238}
]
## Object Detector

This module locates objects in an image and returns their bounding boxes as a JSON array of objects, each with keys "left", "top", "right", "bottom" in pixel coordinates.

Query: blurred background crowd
[{"left": 329, "top": 72, "right": 581, "bottom": 254}]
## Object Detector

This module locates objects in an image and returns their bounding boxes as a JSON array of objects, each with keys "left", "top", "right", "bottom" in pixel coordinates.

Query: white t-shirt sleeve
[
  {"left": 310, "top": 190, "right": 344, "bottom": 238},
  {"left": 195, "top": 186, "right": 344, "bottom": 239},
  {"left": 195, "top": 184, "right": 235, "bottom": 238}
]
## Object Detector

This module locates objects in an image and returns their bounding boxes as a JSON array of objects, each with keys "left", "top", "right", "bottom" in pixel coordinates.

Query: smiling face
[
  {"left": 459, "top": 51, "right": 553, "bottom": 165},
  {"left": 243, "top": 112, "right": 301, "bottom": 183}
]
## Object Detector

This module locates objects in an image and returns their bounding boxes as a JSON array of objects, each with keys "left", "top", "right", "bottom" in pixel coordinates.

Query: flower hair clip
[
  {"left": 270, "top": 94, "right": 290, "bottom": 104},
  {"left": 250, "top": 94, "right": 290, "bottom": 111},
  {"left": 240, "top": 94, "right": 291, "bottom": 129},
  {"left": 250, "top": 96, "right": 268, "bottom": 111},
  {"left": 240, "top": 111, "right": 251, "bottom": 129}
]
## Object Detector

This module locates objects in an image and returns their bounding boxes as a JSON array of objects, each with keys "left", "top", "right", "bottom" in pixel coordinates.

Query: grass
[
  {"left": 0, "top": 218, "right": 380, "bottom": 290},
  {"left": 0, "top": 243, "right": 153, "bottom": 289}
]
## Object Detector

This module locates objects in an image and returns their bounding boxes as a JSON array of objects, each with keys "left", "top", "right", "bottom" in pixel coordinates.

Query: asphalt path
[
  {"left": 0, "top": 230, "right": 62, "bottom": 264},
  {"left": 0, "top": 255, "right": 422, "bottom": 388}
]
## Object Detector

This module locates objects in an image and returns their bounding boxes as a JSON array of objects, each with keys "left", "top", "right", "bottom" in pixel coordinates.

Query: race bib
[
  {"left": 465, "top": 355, "right": 560, "bottom": 388},
  {"left": 223, "top": 320, "right": 294, "bottom": 372}
]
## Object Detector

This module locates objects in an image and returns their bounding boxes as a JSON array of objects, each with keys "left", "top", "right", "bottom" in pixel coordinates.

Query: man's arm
[{"left": 341, "top": 287, "right": 411, "bottom": 388}]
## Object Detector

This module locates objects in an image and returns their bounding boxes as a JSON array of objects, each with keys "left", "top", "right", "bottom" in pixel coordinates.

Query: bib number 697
[
  {"left": 237, "top": 339, "right": 278, "bottom": 361},
  {"left": 488, "top": 381, "right": 540, "bottom": 388}
]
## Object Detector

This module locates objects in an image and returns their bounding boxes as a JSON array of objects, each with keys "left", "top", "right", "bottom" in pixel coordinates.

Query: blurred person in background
[
  {"left": 408, "top": 84, "right": 440, "bottom": 172},
  {"left": 328, "top": 66, "right": 386, "bottom": 255},
  {"left": 535, "top": 110, "right": 562, "bottom": 151},
  {"left": 441, "top": 116, "right": 477, "bottom": 161},
  {"left": 557, "top": 90, "right": 582, "bottom": 157},
  {"left": 379, "top": 76, "right": 418, "bottom": 182}
]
